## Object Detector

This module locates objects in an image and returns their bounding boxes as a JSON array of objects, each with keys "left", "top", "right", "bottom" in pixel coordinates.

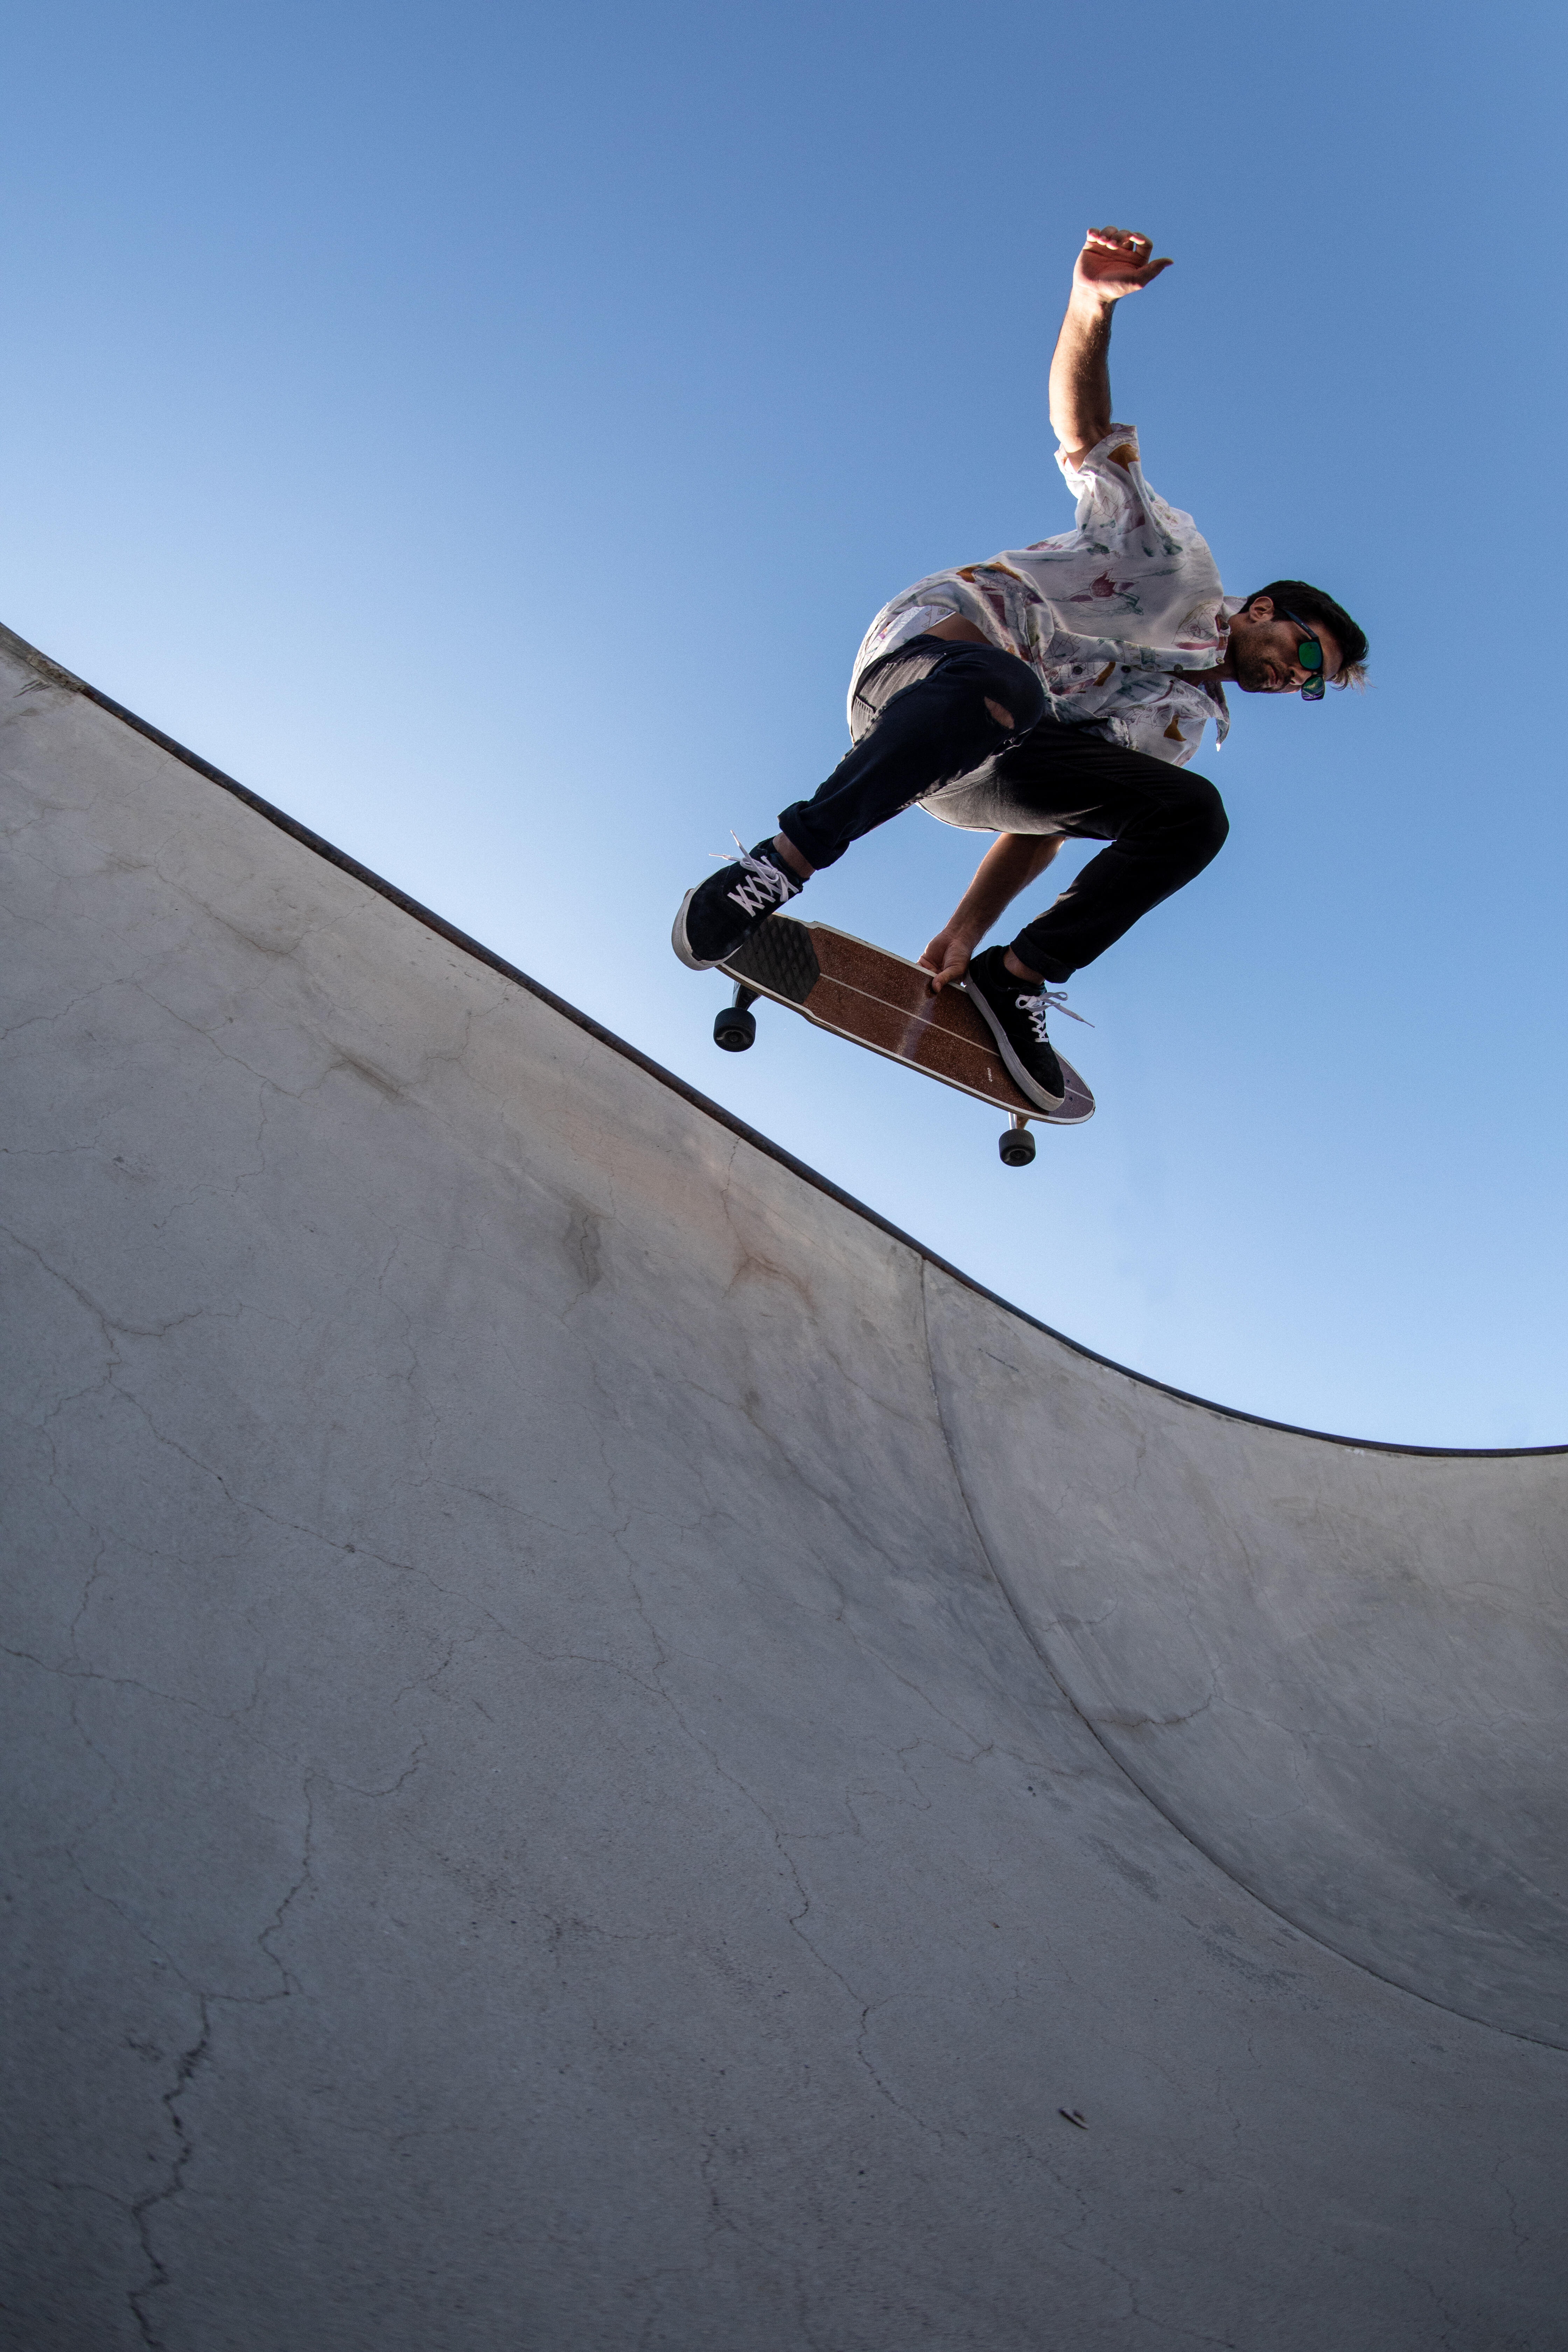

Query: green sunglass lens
[{"left": 1298, "top": 639, "right": 1323, "bottom": 671}]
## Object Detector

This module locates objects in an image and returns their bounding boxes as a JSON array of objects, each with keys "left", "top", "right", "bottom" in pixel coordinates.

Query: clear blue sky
[{"left": 6, "top": 0, "right": 1566, "bottom": 1444}]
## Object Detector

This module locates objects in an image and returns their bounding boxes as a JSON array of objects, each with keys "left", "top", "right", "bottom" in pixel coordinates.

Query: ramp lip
[{"left": 7, "top": 615, "right": 1560, "bottom": 1465}]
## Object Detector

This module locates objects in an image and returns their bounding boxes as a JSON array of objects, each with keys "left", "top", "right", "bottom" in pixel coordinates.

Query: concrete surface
[{"left": 3, "top": 617, "right": 1566, "bottom": 2351}]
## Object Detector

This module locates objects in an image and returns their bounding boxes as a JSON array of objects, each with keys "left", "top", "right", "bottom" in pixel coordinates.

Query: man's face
[{"left": 1228, "top": 596, "right": 1343, "bottom": 695}]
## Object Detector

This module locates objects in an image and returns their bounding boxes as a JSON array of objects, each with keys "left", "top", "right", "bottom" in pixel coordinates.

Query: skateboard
[{"left": 713, "top": 916, "right": 1094, "bottom": 1167}]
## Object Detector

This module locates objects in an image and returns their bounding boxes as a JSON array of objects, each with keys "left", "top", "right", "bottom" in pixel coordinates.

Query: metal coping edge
[{"left": 8, "top": 619, "right": 1563, "bottom": 1464}]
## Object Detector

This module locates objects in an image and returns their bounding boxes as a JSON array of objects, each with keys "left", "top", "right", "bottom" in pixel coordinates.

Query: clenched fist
[{"left": 1073, "top": 225, "right": 1173, "bottom": 303}]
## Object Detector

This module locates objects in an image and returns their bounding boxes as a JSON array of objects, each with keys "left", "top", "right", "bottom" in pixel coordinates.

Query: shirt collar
[
  {"left": 1171, "top": 667, "right": 1231, "bottom": 746},
  {"left": 1178, "top": 595, "right": 1237, "bottom": 741}
]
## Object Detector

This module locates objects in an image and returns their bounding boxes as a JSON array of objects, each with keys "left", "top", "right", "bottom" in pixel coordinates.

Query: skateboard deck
[{"left": 715, "top": 916, "right": 1094, "bottom": 1141}]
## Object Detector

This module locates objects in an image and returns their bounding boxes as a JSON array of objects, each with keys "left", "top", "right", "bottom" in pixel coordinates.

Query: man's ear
[{"left": 1242, "top": 594, "right": 1274, "bottom": 622}]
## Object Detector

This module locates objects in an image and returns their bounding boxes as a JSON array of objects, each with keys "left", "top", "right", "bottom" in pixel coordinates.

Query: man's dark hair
[{"left": 1244, "top": 579, "right": 1369, "bottom": 689}]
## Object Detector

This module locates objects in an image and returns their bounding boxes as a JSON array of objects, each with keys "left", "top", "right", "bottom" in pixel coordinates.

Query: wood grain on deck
[{"left": 806, "top": 931, "right": 1026, "bottom": 1108}]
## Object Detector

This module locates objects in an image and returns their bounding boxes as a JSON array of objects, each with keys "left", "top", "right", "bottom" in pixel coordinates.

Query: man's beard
[{"left": 1233, "top": 646, "right": 1282, "bottom": 693}]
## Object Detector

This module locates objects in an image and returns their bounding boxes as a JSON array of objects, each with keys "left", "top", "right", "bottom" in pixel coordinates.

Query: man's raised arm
[{"left": 1048, "top": 225, "right": 1172, "bottom": 466}]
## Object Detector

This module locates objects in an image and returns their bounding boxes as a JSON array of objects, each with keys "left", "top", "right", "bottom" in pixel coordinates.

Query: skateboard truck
[
  {"left": 999, "top": 1111, "right": 1036, "bottom": 1169},
  {"left": 714, "top": 983, "right": 757, "bottom": 1053}
]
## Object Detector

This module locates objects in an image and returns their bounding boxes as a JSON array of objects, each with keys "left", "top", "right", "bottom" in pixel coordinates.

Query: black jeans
[{"left": 777, "top": 635, "right": 1229, "bottom": 984}]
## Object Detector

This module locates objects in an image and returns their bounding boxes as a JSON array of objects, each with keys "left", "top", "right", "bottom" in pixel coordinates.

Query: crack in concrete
[{"left": 127, "top": 2004, "right": 211, "bottom": 2351}]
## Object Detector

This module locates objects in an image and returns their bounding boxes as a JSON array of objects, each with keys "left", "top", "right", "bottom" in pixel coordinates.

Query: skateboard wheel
[
  {"left": 998, "top": 1127, "right": 1036, "bottom": 1168},
  {"left": 714, "top": 1006, "right": 756, "bottom": 1052}
]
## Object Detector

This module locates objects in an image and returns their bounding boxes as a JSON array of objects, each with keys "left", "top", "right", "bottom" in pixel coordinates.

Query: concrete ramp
[
  {"left": 931, "top": 1299, "right": 1568, "bottom": 2047},
  {"left": 4, "top": 621, "right": 1566, "bottom": 2351}
]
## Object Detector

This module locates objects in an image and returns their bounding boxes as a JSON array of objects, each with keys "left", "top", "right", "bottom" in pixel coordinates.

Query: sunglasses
[{"left": 1280, "top": 608, "right": 1326, "bottom": 701}]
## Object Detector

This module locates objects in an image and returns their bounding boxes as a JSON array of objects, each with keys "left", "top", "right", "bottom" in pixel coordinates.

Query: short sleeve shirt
[{"left": 849, "top": 425, "right": 1234, "bottom": 768}]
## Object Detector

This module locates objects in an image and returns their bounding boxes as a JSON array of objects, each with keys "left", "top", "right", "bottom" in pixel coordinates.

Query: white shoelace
[
  {"left": 712, "top": 831, "right": 802, "bottom": 918},
  {"left": 1017, "top": 985, "right": 1092, "bottom": 1044}
]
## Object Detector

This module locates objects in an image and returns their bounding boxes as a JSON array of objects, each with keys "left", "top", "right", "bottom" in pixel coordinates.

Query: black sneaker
[
  {"left": 672, "top": 837, "right": 804, "bottom": 970},
  {"left": 962, "top": 945, "right": 1070, "bottom": 1111}
]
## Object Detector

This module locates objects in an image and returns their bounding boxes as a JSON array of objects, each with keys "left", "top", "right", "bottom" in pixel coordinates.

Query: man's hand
[
  {"left": 919, "top": 919, "right": 983, "bottom": 994},
  {"left": 1073, "top": 225, "right": 1173, "bottom": 305},
  {"left": 1051, "top": 226, "right": 1172, "bottom": 460}
]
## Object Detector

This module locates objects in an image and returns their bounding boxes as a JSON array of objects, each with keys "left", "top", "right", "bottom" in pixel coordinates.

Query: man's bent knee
[{"left": 1177, "top": 774, "right": 1229, "bottom": 864}]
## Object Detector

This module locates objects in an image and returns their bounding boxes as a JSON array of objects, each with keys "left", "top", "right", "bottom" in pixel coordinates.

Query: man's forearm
[
  {"left": 1048, "top": 227, "right": 1171, "bottom": 460},
  {"left": 952, "top": 833, "right": 1062, "bottom": 937},
  {"left": 1048, "top": 290, "right": 1115, "bottom": 461},
  {"left": 920, "top": 833, "right": 1064, "bottom": 988}
]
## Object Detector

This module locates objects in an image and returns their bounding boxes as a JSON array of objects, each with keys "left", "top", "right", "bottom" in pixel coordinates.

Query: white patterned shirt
[{"left": 850, "top": 424, "right": 1235, "bottom": 768}]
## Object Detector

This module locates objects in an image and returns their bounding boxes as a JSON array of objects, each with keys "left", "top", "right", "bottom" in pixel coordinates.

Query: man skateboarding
[{"left": 672, "top": 224, "right": 1368, "bottom": 1112}]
